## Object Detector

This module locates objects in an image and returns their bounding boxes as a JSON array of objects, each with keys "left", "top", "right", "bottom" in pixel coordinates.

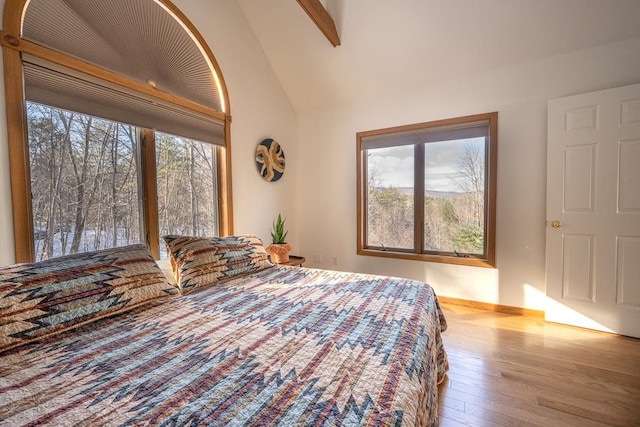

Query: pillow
[
  {"left": 163, "top": 234, "right": 274, "bottom": 294},
  {"left": 0, "top": 244, "right": 175, "bottom": 353}
]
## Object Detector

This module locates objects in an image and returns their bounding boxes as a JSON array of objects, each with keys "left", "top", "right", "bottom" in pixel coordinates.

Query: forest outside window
[
  {"left": 156, "top": 131, "right": 218, "bottom": 259},
  {"left": 27, "top": 103, "right": 220, "bottom": 262},
  {"left": 27, "top": 104, "right": 143, "bottom": 261},
  {"left": 357, "top": 112, "right": 497, "bottom": 267}
]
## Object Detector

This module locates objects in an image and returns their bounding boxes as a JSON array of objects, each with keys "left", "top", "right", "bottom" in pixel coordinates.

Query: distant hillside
[{"left": 392, "top": 187, "right": 466, "bottom": 198}]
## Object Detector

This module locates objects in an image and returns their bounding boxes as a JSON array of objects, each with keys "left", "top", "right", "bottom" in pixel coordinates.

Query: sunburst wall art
[{"left": 255, "top": 138, "right": 285, "bottom": 182}]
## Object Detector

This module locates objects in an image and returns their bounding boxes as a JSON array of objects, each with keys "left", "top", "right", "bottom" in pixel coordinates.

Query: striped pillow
[
  {"left": 0, "top": 244, "right": 175, "bottom": 353},
  {"left": 163, "top": 234, "right": 274, "bottom": 294}
]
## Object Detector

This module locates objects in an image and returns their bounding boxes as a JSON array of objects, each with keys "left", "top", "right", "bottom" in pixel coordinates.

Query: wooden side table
[{"left": 271, "top": 255, "right": 305, "bottom": 267}]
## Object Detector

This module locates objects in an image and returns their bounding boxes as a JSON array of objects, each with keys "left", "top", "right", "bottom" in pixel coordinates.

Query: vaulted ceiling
[{"left": 237, "top": 0, "right": 640, "bottom": 112}]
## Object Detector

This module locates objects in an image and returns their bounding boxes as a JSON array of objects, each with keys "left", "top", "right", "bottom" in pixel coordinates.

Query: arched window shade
[
  {"left": 19, "top": 0, "right": 226, "bottom": 145},
  {"left": 21, "top": 0, "right": 224, "bottom": 113}
]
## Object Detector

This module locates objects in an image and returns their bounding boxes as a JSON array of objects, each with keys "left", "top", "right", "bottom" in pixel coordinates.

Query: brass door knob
[{"left": 551, "top": 220, "right": 562, "bottom": 228}]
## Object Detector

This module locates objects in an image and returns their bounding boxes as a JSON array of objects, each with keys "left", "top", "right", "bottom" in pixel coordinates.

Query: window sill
[{"left": 357, "top": 248, "right": 495, "bottom": 268}]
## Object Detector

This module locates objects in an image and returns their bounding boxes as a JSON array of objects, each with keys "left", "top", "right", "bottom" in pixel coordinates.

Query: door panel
[
  {"left": 616, "top": 236, "right": 640, "bottom": 307},
  {"left": 618, "top": 139, "right": 640, "bottom": 211},
  {"left": 563, "top": 144, "right": 596, "bottom": 211},
  {"left": 561, "top": 234, "right": 594, "bottom": 303},
  {"left": 546, "top": 83, "right": 640, "bottom": 338}
]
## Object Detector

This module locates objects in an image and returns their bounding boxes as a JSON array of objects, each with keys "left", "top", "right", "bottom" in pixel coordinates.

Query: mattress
[{"left": 0, "top": 265, "right": 448, "bottom": 426}]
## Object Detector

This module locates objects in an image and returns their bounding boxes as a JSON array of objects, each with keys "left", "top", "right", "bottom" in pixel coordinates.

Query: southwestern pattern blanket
[{"left": 0, "top": 265, "right": 448, "bottom": 426}]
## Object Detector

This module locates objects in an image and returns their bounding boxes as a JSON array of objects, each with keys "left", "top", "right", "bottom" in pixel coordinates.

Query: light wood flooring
[{"left": 437, "top": 303, "right": 640, "bottom": 427}]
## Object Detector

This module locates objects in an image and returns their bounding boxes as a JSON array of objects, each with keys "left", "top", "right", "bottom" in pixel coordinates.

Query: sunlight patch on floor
[{"left": 524, "top": 283, "right": 615, "bottom": 335}]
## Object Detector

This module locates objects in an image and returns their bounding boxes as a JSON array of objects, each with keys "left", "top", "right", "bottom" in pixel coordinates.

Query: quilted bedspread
[{"left": 0, "top": 266, "right": 448, "bottom": 426}]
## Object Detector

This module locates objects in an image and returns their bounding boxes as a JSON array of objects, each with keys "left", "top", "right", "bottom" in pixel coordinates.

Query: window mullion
[
  {"left": 140, "top": 129, "right": 160, "bottom": 259},
  {"left": 414, "top": 143, "right": 425, "bottom": 254},
  {"left": 217, "top": 117, "right": 233, "bottom": 235}
]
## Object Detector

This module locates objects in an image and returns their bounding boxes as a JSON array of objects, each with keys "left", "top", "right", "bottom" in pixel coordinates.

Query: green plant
[{"left": 270, "top": 213, "right": 288, "bottom": 244}]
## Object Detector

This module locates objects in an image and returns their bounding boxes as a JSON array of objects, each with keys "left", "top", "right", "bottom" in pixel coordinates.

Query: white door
[{"left": 546, "top": 83, "right": 640, "bottom": 338}]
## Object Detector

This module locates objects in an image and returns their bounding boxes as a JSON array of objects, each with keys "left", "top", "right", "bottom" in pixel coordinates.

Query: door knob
[{"left": 551, "top": 220, "right": 562, "bottom": 228}]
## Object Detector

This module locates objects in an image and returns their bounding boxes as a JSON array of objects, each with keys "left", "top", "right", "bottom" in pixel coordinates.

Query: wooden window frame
[
  {"left": 356, "top": 112, "right": 498, "bottom": 268},
  {"left": 1, "top": 0, "right": 233, "bottom": 262}
]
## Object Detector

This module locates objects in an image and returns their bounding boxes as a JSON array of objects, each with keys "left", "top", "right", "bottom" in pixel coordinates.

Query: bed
[{"left": 0, "top": 235, "right": 448, "bottom": 426}]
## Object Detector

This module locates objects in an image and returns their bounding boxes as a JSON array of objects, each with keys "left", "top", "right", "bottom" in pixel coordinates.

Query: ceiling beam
[{"left": 296, "top": 0, "right": 340, "bottom": 47}]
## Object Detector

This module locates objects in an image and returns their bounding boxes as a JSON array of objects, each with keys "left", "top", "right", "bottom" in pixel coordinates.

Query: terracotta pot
[{"left": 267, "top": 243, "right": 292, "bottom": 264}]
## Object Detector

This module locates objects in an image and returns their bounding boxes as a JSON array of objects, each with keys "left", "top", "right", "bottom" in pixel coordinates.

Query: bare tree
[
  {"left": 457, "top": 142, "right": 484, "bottom": 226},
  {"left": 188, "top": 145, "right": 198, "bottom": 235},
  {"left": 67, "top": 116, "right": 111, "bottom": 254}
]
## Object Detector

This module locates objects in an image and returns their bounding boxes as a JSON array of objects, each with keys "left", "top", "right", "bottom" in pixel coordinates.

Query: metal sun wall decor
[{"left": 255, "top": 138, "right": 285, "bottom": 182}]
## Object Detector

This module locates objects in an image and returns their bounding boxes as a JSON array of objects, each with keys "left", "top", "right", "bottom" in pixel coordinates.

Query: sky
[{"left": 367, "top": 137, "right": 484, "bottom": 192}]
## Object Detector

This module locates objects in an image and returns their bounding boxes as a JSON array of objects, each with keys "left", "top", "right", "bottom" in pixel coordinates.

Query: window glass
[
  {"left": 423, "top": 138, "right": 485, "bottom": 255},
  {"left": 156, "top": 132, "right": 218, "bottom": 259},
  {"left": 26, "top": 105, "right": 221, "bottom": 262},
  {"left": 27, "top": 102, "right": 142, "bottom": 261},
  {"left": 365, "top": 145, "right": 414, "bottom": 250}
]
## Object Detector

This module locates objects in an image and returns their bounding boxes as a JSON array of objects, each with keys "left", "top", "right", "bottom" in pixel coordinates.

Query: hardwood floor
[{"left": 437, "top": 303, "right": 640, "bottom": 427}]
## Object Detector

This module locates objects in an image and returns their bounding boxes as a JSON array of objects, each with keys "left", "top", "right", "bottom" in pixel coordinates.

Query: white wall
[
  {"left": 2, "top": 1, "right": 638, "bottom": 313},
  {"left": 0, "top": 0, "right": 297, "bottom": 265},
  {"left": 173, "top": 0, "right": 298, "bottom": 248},
  {"left": 297, "top": 37, "right": 640, "bottom": 310}
]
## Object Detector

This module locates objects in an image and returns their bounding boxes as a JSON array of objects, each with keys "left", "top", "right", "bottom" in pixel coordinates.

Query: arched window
[{"left": 1, "top": 0, "right": 233, "bottom": 262}]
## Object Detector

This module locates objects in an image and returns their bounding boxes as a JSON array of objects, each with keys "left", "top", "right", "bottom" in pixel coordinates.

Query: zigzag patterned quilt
[{"left": 0, "top": 265, "right": 448, "bottom": 426}]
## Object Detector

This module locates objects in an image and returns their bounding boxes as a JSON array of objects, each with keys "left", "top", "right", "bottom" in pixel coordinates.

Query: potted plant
[{"left": 266, "top": 213, "right": 291, "bottom": 264}]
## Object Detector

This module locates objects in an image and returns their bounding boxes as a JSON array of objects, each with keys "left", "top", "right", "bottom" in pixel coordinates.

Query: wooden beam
[{"left": 297, "top": 0, "right": 340, "bottom": 47}]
